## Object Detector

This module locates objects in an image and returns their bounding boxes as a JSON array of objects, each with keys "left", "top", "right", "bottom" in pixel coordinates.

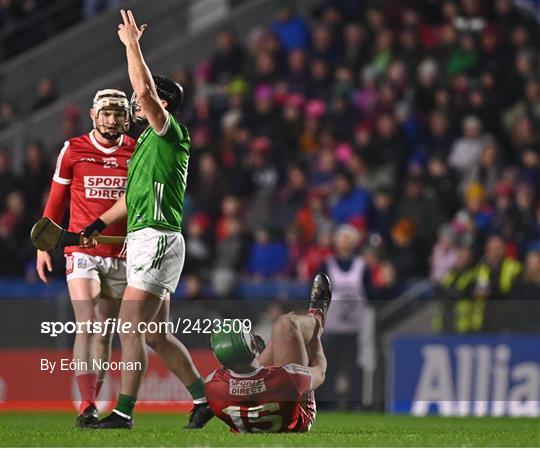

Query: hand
[
  {"left": 79, "top": 235, "right": 97, "bottom": 249},
  {"left": 117, "top": 9, "right": 147, "bottom": 47},
  {"left": 36, "top": 250, "right": 53, "bottom": 284}
]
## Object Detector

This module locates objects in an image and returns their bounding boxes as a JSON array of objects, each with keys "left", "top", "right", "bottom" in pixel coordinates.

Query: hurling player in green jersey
[{"left": 81, "top": 9, "right": 213, "bottom": 430}]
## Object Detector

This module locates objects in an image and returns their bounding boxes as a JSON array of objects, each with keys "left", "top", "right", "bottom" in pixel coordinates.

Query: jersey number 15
[{"left": 222, "top": 402, "right": 282, "bottom": 432}]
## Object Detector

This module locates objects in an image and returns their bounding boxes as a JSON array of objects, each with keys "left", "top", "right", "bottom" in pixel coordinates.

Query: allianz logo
[{"left": 411, "top": 344, "right": 539, "bottom": 417}]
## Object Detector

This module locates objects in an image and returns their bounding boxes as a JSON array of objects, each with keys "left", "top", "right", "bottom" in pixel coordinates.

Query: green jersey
[{"left": 126, "top": 114, "right": 190, "bottom": 233}]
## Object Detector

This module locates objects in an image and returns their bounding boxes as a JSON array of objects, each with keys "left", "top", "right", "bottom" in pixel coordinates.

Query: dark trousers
[{"left": 317, "top": 333, "right": 363, "bottom": 411}]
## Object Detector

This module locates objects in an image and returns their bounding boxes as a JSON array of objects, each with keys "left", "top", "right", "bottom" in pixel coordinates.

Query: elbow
[{"left": 135, "top": 87, "right": 152, "bottom": 103}]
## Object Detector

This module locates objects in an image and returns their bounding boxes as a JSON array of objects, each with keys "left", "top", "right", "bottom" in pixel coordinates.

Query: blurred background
[{"left": 0, "top": 0, "right": 539, "bottom": 415}]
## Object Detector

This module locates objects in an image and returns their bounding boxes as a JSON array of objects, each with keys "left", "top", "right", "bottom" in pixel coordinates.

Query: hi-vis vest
[
  {"left": 434, "top": 266, "right": 483, "bottom": 333},
  {"left": 324, "top": 256, "right": 367, "bottom": 334},
  {"left": 476, "top": 258, "right": 522, "bottom": 295}
]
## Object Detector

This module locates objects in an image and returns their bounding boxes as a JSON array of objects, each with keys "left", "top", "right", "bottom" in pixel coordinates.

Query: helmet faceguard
[
  {"left": 129, "top": 91, "right": 145, "bottom": 126},
  {"left": 129, "top": 75, "right": 184, "bottom": 126},
  {"left": 92, "top": 89, "right": 130, "bottom": 140}
]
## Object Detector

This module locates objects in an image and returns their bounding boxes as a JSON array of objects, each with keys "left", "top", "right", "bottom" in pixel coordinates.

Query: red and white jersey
[
  {"left": 205, "top": 364, "right": 316, "bottom": 433},
  {"left": 52, "top": 131, "right": 136, "bottom": 257}
]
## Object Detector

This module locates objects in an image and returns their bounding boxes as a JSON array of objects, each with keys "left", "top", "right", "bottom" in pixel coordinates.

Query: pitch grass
[{"left": 0, "top": 412, "right": 538, "bottom": 447}]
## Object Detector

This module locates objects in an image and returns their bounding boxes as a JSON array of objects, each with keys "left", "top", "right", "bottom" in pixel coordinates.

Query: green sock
[
  {"left": 187, "top": 377, "right": 206, "bottom": 403},
  {"left": 115, "top": 393, "right": 137, "bottom": 418}
]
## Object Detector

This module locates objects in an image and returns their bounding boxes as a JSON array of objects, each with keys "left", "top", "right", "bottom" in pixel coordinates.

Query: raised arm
[{"left": 117, "top": 9, "right": 168, "bottom": 133}]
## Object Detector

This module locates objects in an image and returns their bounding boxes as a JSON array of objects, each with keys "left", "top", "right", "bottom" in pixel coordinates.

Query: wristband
[{"left": 81, "top": 218, "right": 107, "bottom": 238}]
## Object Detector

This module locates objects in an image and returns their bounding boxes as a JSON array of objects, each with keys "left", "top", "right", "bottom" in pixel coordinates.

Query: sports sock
[
  {"left": 308, "top": 307, "right": 325, "bottom": 326},
  {"left": 76, "top": 373, "right": 98, "bottom": 412},
  {"left": 114, "top": 393, "right": 137, "bottom": 418},
  {"left": 187, "top": 377, "right": 207, "bottom": 404}
]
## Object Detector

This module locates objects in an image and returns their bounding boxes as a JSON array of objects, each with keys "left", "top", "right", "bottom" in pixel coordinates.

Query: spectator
[
  {"left": 298, "top": 99, "right": 326, "bottom": 155},
  {"left": 245, "top": 227, "right": 289, "bottom": 278},
  {"left": 371, "top": 187, "right": 395, "bottom": 241},
  {"left": 312, "top": 22, "right": 338, "bottom": 67},
  {"left": 341, "top": 22, "right": 368, "bottom": 74},
  {"left": 184, "top": 213, "right": 213, "bottom": 277},
  {"left": 461, "top": 140, "right": 501, "bottom": 196},
  {"left": 0, "top": 190, "right": 32, "bottom": 277},
  {"left": 502, "top": 77, "right": 540, "bottom": 138},
  {"left": 396, "top": 174, "right": 444, "bottom": 249},
  {"left": 449, "top": 115, "right": 488, "bottom": 180},
  {"left": 329, "top": 169, "right": 372, "bottom": 225},
  {"left": 435, "top": 242, "right": 481, "bottom": 333},
  {"left": 430, "top": 225, "right": 459, "bottom": 282},
  {"left": 238, "top": 137, "right": 280, "bottom": 230},
  {"left": 388, "top": 218, "right": 423, "bottom": 281},
  {"left": 20, "top": 141, "right": 51, "bottom": 213},
  {"left": 518, "top": 146, "right": 540, "bottom": 190},
  {"left": 272, "top": 163, "right": 308, "bottom": 230},
  {"left": 211, "top": 28, "right": 245, "bottom": 82},
  {"left": 285, "top": 48, "right": 310, "bottom": 96},
  {"left": 508, "top": 242, "right": 540, "bottom": 332},
  {"left": 421, "top": 110, "right": 455, "bottom": 158},
  {"left": 474, "top": 234, "right": 522, "bottom": 331},
  {"left": 297, "top": 228, "right": 333, "bottom": 282},
  {"left": 270, "top": 2, "right": 311, "bottom": 51},
  {"left": 458, "top": 182, "right": 494, "bottom": 236},
  {"left": 212, "top": 216, "right": 249, "bottom": 297},
  {"left": 181, "top": 274, "right": 212, "bottom": 301},
  {"left": 426, "top": 154, "right": 460, "bottom": 219},
  {"left": 0, "top": 100, "right": 16, "bottom": 129},
  {"left": 191, "top": 152, "right": 228, "bottom": 221},
  {"left": 317, "top": 224, "right": 370, "bottom": 411},
  {"left": 32, "top": 77, "right": 58, "bottom": 111},
  {"left": 278, "top": 93, "right": 304, "bottom": 152},
  {"left": 0, "top": 149, "right": 19, "bottom": 207}
]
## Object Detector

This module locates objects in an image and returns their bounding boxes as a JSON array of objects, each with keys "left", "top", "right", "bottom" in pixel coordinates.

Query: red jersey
[
  {"left": 205, "top": 364, "right": 316, "bottom": 433},
  {"left": 51, "top": 131, "right": 135, "bottom": 258}
]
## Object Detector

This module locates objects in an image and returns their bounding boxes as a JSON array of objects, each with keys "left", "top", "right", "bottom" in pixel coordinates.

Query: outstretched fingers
[{"left": 120, "top": 9, "right": 129, "bottom": 25}]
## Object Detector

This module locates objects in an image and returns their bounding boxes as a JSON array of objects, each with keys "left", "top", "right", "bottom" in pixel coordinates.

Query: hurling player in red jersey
[
  {"left": 205, "top": 273, "right": 332, "bottom": 433},
  {"left": 36, "top": 89, "right": 136, "bottom": 427}
]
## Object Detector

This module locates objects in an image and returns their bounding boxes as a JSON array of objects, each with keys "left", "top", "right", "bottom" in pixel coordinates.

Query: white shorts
[
  {"left": 126, "top": 227, "right": 185, "bottom": 299},
  {"left": 66, "top": 252, "right": 127, "bottom": 299}
]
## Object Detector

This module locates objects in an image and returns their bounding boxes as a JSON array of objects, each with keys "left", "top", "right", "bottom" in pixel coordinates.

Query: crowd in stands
[
  {"left": 1, "top": 1, "right": 539, "bottom": 324},
  {"left": 0, "top": 0, "right": 122, "bottom": 60}
]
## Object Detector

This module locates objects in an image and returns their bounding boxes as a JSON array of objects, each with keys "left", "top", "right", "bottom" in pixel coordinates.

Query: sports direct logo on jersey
[
  {"left": 229, "top": 378, "right": 267, "bottom": 396},
  {"left": 84, "top": 175, "right": 127, "bottom": 200}
]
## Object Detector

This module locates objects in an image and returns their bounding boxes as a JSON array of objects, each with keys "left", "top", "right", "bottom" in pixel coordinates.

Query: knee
[
  {"left": 274, "top": 313, "right": 300, "bottom": 335},
  {"left": 119, "top": 328, "right": 142, "bottom": 345}
]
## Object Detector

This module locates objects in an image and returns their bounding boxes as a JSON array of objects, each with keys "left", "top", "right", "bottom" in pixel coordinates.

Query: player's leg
[
  {"left": 67, "top": 276, "right": 101, "bottom": 426},
  {"left": 269, "top": 272, "right": 331, "bottom": 366},
  {"left": 96, "top": 286, "right": 163, "bottom": 429},
  {"left": 271, "top": 313, "right": 323, "bottom": 367},
  {"left": 118, "top": 286, "right": 163, "bottom": 395},
  {"left": 143, "top": 295, "right": 213, "bottom": 430},
  {"left": 93, "top": 258, "right": 126, "bottom": 395},
  {"left": 93, "top": 294, "right": 122, "bottom": 394},
  {"left": 145, "top": 295, "right": 202, "bottom": 390}
]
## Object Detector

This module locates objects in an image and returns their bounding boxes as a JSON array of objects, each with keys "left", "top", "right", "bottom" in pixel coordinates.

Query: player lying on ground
[
  {"left": 81, "top": 9, "right": 212, "bottom": 429},
  {"left": 36, "top": 89, "right": 135, "bottom": 427},
  {"left": 205, "top": 273, "right": 332, "bottom": 433}
]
